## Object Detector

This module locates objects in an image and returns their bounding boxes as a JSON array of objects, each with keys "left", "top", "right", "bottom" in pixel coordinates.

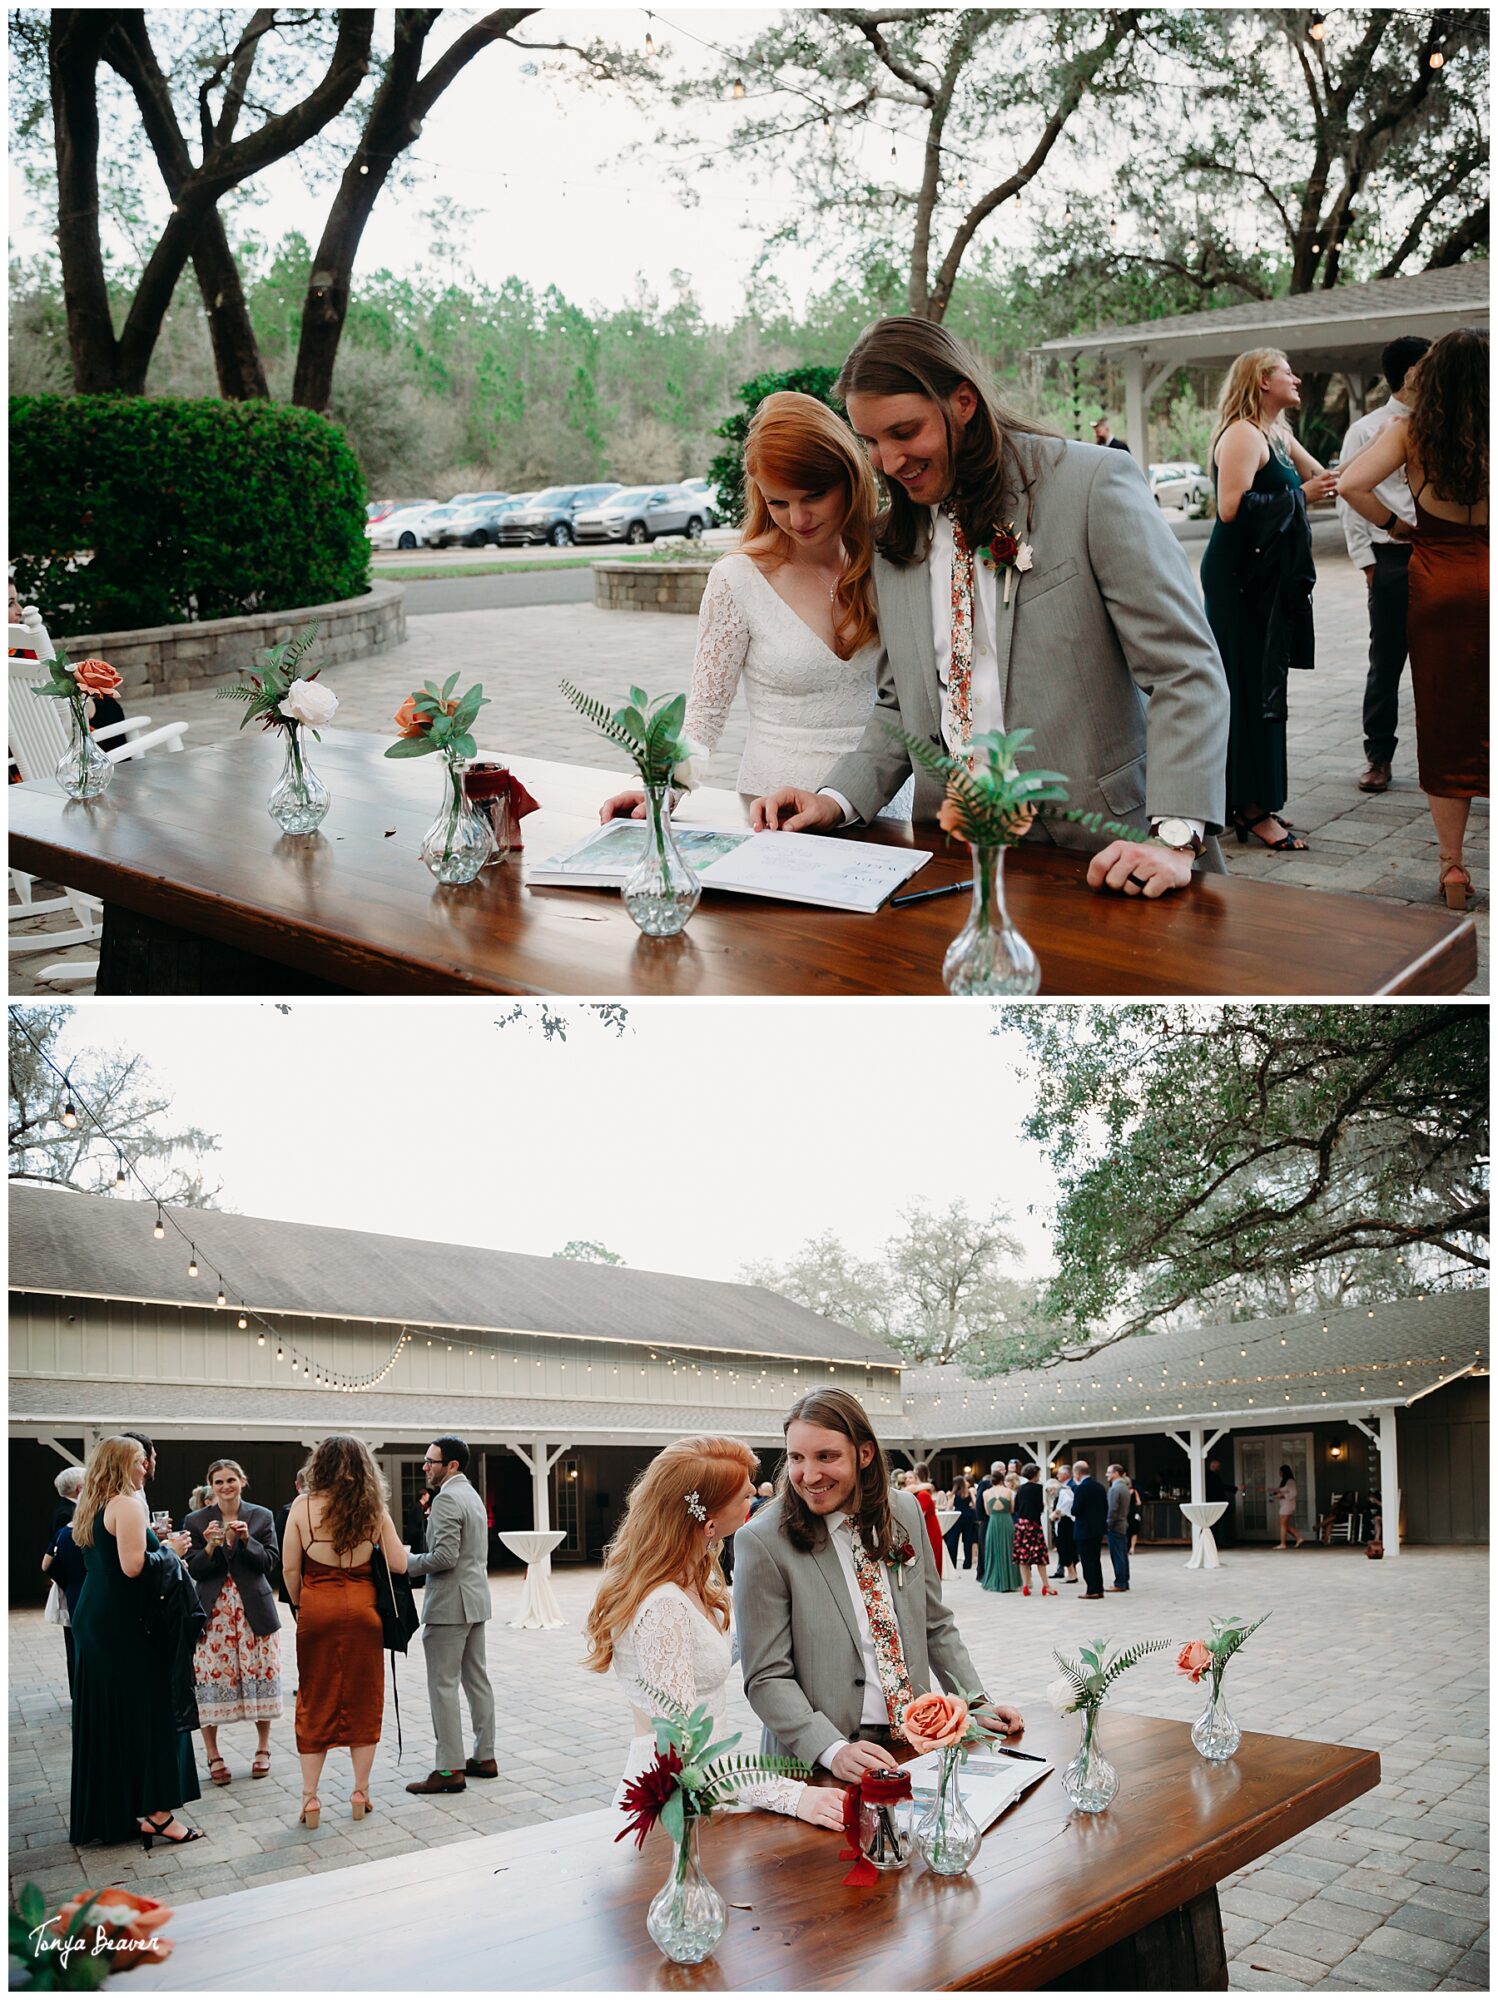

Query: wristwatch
[{"left": 1150, "top": 817, "right": 1204, "bottom": 856}]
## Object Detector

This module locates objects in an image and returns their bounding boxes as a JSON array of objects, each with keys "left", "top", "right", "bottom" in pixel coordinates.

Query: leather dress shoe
[
  {"left": 465, "top": 1758, "right": 499, "bottom": 1779},
  {"left": 406, "top": 1770, "right": 466, "bottom": 1794},
  {"left": 1358, "top": 760, "right": 1392, "bottom": 792},
  {"left": 1080, "top": 1593, "right": 1105, "bottom": 1600}
]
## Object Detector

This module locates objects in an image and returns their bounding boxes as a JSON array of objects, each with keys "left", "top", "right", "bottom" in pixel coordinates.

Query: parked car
[
  {"left": 495, "top": 483, "right": 623, "bottom": 547},
  {"left": 573, "top": 485, "right": 709, "bottom": 546},
  {"left": 367, "top": 503, "right": 449, "bottom": 551},
  {"left": 366, "top": 497, "right": 438, "bottom": 525},
  {"left": 681, "top": 477, "right": 722, "bottom": 528},
  {"left": 1149, "top": 462, "right": 1211, "bottom": 514}
]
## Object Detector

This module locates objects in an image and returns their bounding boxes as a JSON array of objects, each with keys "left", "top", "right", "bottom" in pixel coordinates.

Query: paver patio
[
  {"left": 10, "top": 536, "right": 1488, "bottom": 993},
  {"left": 9, "top": 1544, "right": 1487, "bottom": 1990}
]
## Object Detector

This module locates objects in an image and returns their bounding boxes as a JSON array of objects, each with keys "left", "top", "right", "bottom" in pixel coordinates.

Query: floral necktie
[
  {"left": 848, "top": 1521, "right": 915, "bottom": 1733},
  {"left": 943, "top": 501, "right": 976, "bottom": 750}
]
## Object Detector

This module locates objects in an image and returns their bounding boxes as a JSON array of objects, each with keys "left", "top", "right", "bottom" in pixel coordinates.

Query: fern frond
[
  {"left": 560, "top": 679, "right": 648, "bottom": 762},
  {"left": 1099, "top": 1636, "right": 1169, "bottom": 1689},
  {"left": 215, "top": 682, "right": 259, "bottom": 703}
]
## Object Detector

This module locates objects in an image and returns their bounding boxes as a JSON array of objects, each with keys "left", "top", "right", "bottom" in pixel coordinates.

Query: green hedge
[
  {"left": 9, "top": 395, "right": 370, "bottom": 632},
  {"left": 705, "top": 364, "right": 843, "bottom": 531}
]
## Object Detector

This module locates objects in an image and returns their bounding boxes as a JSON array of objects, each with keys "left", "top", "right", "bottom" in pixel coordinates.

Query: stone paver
[
  {"left": 10, "top": 1545, "right": 1487, "bottom": 1990},
  {"left": 11, "top": 539, "right": 1486, "bottom": 993}
]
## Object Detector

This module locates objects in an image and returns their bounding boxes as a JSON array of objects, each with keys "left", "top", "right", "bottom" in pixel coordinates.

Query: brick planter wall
[
  {"left": 593, "top": 561, "right": 716, "bottom": 616},
  {"left": 66, "top": 580, "right": 407, "bottom": 696}
]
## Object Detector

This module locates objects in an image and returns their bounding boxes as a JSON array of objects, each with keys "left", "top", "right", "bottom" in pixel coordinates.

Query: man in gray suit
[
  {"left": 735, "top": 1389, "right": 1024, "bottom": 1782},
  {"left": 753, "top": 317, "right": 1229, "bottom": 899},
  {"left": 404, "top": 1435, "right": 497, "bottom": 1794}
]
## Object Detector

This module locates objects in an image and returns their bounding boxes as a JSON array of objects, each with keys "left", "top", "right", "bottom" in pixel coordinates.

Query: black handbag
[{"left": 371, "top": 1544, "right": 420, "bottom": 1653}]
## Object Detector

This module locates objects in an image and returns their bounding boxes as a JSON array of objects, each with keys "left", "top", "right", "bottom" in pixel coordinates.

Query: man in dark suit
[
  {"left": 1093, "top": 415, "right": 1131, "bottom": 452},
  {"left": 1069, "top": 1458, "right": 1109, "bottom": 1600}
]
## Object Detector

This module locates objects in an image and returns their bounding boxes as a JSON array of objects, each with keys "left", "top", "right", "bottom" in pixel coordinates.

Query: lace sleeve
[
  {"left": 630, "top": 1593, "right": 700, "bottom": 1718},
  {"left": 719, "top": 1767, "right": 807, "bottom": 1818},
  {"left": 683, "top": 563, "right": 750, "bottom": 757}
]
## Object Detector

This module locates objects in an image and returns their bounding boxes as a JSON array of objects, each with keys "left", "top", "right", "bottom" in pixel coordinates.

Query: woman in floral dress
[{"left": 184, "top": 1459, "right": 283, "bottom": 1784}]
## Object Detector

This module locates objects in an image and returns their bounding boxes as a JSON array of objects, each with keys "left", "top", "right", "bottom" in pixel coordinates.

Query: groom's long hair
[
  {"left": 834, "top": 317, "right": 1058, "bottom": 569},
  {"left": 778, "top": 1388, "right": 899, "bottom": 1561}
]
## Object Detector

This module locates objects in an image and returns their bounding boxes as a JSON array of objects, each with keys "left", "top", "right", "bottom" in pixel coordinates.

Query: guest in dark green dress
[
  {"left": 979, "top": 1479, "right": 1021, "bottom": 1593},
  {"left": 70, "top": 1437, "right": 204, "bottom": 1849},
  {"left": 1201, "top": 348, "right": 1339, "bottom": 852}
]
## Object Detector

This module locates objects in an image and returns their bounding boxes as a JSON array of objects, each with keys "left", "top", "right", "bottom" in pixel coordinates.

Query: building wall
[{"left": 1400, "top": 1376, "right": 1489, "bottom": 1545}]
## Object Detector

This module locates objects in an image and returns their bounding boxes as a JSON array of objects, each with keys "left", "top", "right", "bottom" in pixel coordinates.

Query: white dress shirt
[
  {"left": 1337, "top": 396, "right": 1415, "bottom": 568},
  {"left": 815, "top": 1514, "right": 897, "bottom": 1769}
]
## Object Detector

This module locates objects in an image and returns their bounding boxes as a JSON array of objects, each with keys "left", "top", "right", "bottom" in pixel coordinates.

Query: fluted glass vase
[
  {"left": 1192, "top": 1680, "right": 1242, "bottom": 1762},
  {"left": 645, "top": 1817, "right": 726, "bottom": 1965},
  {"left": 421, "top": 757, "right": 495, "bottom": 883},
  {"left": 1062, "top": 1707, "right": 1119, "bottom": 1814},
  {"left": 56, "top": 704, "right": 112, "bottom": 801},
  {"left": 268, "top": 725, "right": 330, "bottom": 834},
  {"left": 622, "top": 781, "right": 701, "bottom": 936},
  {"left": 942, "top": 843, "right": 1039, "bottom": 995},
  {"left": 914, "top": 1747, "right": 981, "bottom": 1875}
]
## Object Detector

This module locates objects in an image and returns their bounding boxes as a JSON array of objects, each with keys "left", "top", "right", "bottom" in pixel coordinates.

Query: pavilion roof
[
  {"left": 1037, "top": 266, "right": 1489, "bottom": 370},
  {"left": 902, "top": 1291, "right": 1489, "bottom": 1447},
  {"left": 7, "top": 1186, "right": 901, "bottom": 1369}
]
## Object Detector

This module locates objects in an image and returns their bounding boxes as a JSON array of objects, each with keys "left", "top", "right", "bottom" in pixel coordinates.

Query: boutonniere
[
  {"left": 886, "top": 1538, "right": 919, "bottom": 1589},
  {"left": 978, "top": 522, "right": 1034, "bottom": 606}
]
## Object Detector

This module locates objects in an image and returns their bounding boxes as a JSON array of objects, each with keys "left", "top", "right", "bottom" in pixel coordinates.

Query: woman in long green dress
[
  {"left": 980, "top": 1476, "right": 1021, "bottom": 1593},
  {"left": 1200, "top": 348, "right": 1338, "bottom": 852},
  {"left": 70, "top": 1436, "right": 204, "bottom": 1848}
]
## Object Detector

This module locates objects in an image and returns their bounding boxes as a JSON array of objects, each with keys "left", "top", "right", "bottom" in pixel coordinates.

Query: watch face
[{"left": 1156, "top": 819, "right": 1192, "bottom": 847}]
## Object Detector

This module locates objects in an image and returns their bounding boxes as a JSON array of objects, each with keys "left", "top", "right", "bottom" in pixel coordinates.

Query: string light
[
  {"left": 187, "top": 1249, "right": 198, "bottom": 1278},
  {"left": 731, "top": 77, "right": 745, "bottom": 99},
  {"left": 153, "top": 1208, "right": 165, "bottom": 1240},
  {"left": 644, "top": 29, "right": 655, "bottom": 55},
  {"left": 1308, "top": 10, "right": 1326, "bottom": 40},
  {"left": 114, "top": 1159, "right": 127, "bottom": 1192},
  {"left": 215, "top": 1285, "right": 227, "bottom": 1308},
  {"left": 1429, "top": 47, "right": 1444, "bottom": 68},
  {"left": 61, "top": 1098, "right": 77, "bottom": 1130}
]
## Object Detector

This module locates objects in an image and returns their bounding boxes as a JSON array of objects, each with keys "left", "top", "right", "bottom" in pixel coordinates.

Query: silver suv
[
  {"left": 495, "top": 483, "right": 622, "bottom": 547},
  {"left": 573, "top": 485, "right": 709, "bottom": 546}
]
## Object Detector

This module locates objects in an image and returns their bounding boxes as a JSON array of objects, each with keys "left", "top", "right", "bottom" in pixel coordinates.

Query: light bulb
[
  {"left": 257, "top": 1334, "right": 265, "bottom": 1347},
  {"left": 237, "top": 1313, "right": 248, "bottom": 1330},
  {"left": 644, "top": 30, "right": 654, "bottom": 54},
  {"left": 62, "top": 1100, "right": 77, "bottom": 1129},
  {"left": 731, "top": 77, "right": 745, "bottom": 99},
  {"left": 115, "top": 1162, "right": 127, "bottom": 1191},
  {"left": 153, "top": 1211, "right": 165, "bottom": 1240},
  {"left": 216, "top": 1287, "right": 226, "bottom": 1307},
  {"left": 1429, "top": 48, "right": 1444, "bottom": 68},
  {"left": 187, "top": 1252, "right": 198, "bottom": 1277}
]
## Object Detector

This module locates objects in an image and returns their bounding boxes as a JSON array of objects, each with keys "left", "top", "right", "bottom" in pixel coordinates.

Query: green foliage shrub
[
  {"left": 9, "top": 394, "right": 370, "bottom": 631},
  {"left": 705, "top": 364, "right": 844, "bottom": 530}
]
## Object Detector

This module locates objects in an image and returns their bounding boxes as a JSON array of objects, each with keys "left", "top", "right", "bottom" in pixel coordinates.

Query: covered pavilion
[{"left": 1037, "top": 265, "right": 1490, "bottom": 465}]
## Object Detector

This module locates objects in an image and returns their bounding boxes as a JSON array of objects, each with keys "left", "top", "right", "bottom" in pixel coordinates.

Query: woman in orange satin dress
[
  {"left": 1339, "top": 328, "right": 1488, "bottom": 910},
  {"left": 281, "top": 1435, "right": 408, "bottom": 1830}
]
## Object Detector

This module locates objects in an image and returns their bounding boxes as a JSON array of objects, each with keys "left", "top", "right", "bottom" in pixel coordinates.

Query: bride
[
  {"left": 583, "top": 1434, "right": 845, "bottom": 1829},
  {"left": 599, "top": 391, "right": 908, "bottom": 817}
]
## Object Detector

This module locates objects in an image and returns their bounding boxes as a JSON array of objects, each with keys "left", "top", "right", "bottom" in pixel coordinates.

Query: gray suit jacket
[
  {"left": 405, "top": 1473, "right": 491, "bottom": 1626},
  {"left": 733, "top": 1488, "right": 982, "bottom": 1767},
  {"left": 823, "top": 436, "right": 1229, "bottom": 846}
]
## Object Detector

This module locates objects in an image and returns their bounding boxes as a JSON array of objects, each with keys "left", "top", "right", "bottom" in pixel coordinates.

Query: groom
[
  {"left": 734, "top": 1388, "right": 1023, "bottom": 1780},
  {"left": 404, "top": 1435, "right": 497, "bottom": 1794},
  {"left": 752, "top": 317, "right": 1229, "bottom": 899}
]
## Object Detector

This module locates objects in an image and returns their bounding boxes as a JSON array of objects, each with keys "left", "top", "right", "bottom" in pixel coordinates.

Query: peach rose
[
  {"left": 73, "top": 657, "right": 122, "bottom": 697},
  {"left": 394, "top": 695, "right": 429, "bottom": 739},
  {"left": 52, "top": 1886, "right": 174, "bottom": 1965},
  {"left": 1177, "top": 1639, "right": 1212, "bottom": 1683},
  {"left": 900, "top": 1690, "right": 970, "bottom": 1754}
]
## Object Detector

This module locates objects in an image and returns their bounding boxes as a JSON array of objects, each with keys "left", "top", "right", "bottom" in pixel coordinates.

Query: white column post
[
  {"left": 1349, "top": 1411, "right": 1400, "bottom": 1557},
  {"left": 1123, "top": 352, "right": 1149, "bottom": 470},
  {"left": 506, "top": 1438, "right": 572, "bottom": 1535}
]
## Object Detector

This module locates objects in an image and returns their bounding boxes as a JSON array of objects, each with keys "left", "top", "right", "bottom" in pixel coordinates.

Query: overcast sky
[{"left": 46, "top": 1001, "right": 1061, "bottom": 1285}]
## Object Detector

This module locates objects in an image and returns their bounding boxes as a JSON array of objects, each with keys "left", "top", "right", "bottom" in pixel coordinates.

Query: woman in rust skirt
[
  {"left": 282, "top": 1435, "right": 407, "bottom": 1830},
  {"left": 1340, "top": 329, "right": 1488, "bottom": 909}
]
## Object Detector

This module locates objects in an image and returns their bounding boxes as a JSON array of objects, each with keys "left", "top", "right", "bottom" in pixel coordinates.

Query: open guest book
[
  {"left": 527, "top": 819, "right": 932, "bottom": 914},
  {"left": 905, "top": 1747, "right": 1054, "bottom": 1833}
]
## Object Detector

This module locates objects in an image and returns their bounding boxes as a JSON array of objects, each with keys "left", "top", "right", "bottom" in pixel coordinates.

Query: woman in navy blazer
[{"left": 184, "top": 1460, "right": 283, "bottom": 1784}]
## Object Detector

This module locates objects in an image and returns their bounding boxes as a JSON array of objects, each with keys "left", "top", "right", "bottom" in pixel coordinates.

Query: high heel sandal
[
  {"left": 298, "top": 1795, "right": 321, "bottom": 1830},
  {"left": 1234, "top": 812, "right": 1308, "bottom": 852},
  {"left": 1043, "top": 1584, "right": 1058, "bottom": 1596},
  {"left": 140, "top": 1813, "right": 204, "bottom": 1851},
  {"left": 1439, "top": 857, "right": 1474, "bottom": 911},
  {"left": 206, "top": 1756, "right": 231, "bottom": 1787},
  {"left": 1021, "top": 1583, "right": 1030, "bottom": 1596},
  {"left": 351, "top": 1790, "right": 373, "bottom": 1821}
]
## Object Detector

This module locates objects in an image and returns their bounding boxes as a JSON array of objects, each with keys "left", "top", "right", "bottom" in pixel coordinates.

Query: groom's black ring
[{"left": 1126, "top": 871, "right": 1149, "bottom": 890}]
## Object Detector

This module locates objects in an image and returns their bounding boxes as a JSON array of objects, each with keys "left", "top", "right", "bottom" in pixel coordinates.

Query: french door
[{"left": 1236, "top": 1434, "right": 1313, "bottom": 1540}]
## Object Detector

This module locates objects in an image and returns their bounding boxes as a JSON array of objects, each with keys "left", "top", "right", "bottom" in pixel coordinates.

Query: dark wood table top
[
  {"left": 10, "top": 731, "right": 1475, "bottom": 995},
  {"left": 130, "top": 1710, "right": 1378, "bottom": 1991}
]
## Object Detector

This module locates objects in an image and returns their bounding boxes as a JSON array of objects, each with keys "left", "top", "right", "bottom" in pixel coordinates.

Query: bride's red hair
[
  {"left": 583, "top": 1435, "right": 758, "bottom": 1674},
  {"left": 741, "top": 391, "right": 880, "bottom": 658}
]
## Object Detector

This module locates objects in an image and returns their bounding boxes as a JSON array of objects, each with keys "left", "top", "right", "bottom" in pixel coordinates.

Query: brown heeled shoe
[
  {"left": 1439, "top": 857, "right": 1474, "bottom": 911},
  {"left": 351, "top": 1790, "right": 373, "bottom": 1821},
  {"left": 298, "top": 1795, "right": 321, "bottom": 1829}
]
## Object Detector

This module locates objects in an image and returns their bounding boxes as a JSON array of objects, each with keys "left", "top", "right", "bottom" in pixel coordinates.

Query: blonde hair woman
[
  {"left": 584, "top": 1435, "right": 844, "bottom": 1830},
  {"left": 183, "top": 1458, "right": 283, "bottom": 1787},
  {"left": 1200, "top": 349, "right": 1338, "bottom": 854},
  {"left": 69, "top": 1437, "right": 204, "bottom": 1850},
  {"left": 598, "top": 391, "right": 901, "bottom": 818}
]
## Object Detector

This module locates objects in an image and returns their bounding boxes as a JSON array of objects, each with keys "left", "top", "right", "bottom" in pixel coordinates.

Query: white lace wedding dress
[
  {"left": 685, "top": 553, "right": 910, "bottom": 815},
  {"left": 610, "top": 1580, "right": 805, "bottom": 1818}
]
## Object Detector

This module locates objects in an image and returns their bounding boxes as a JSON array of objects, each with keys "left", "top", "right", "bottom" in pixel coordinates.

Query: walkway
[{"left": 10, "top": 1545, "right": 1487, "bottom": 1989}]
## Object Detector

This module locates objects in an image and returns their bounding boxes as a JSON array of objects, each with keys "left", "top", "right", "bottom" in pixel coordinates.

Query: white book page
[
  {"left": 905, "top": 1748, "right": 1054, "bottom": 1833},
  {"left": 698, "top": 831, "right": 929, "bottom": 911}
]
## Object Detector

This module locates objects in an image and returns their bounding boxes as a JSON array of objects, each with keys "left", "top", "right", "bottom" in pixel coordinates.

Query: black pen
[
  {"left": 980, "top": 1746, "right": 1048, "bottom": 1763},
  {"left": 890, "top": 878, "right": 973, "bottom": 908}
]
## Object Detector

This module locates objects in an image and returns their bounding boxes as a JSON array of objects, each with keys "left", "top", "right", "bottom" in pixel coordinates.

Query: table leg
[
  {"left": 1041, "top": 1886, "right": 1227, "bottom": 1990},
  {"left": 97, "top": 906, "right": 351, "bottom": 995}
]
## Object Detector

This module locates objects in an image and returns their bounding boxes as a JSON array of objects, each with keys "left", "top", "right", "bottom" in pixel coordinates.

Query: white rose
[
  {"left": 1015, "top": 543, "right": 1035, "bottom": 573},
  {"left": 283, "top": 677, "right": 338, "bottom": 728},
  {"left": 1045, "top": 1676, "right": 1078, "bottom": 1716}
]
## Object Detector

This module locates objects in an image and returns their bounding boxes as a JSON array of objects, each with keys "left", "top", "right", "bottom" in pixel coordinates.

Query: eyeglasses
[{"left": 422, "top": 1457, "right": 446, "bottom": 1469}]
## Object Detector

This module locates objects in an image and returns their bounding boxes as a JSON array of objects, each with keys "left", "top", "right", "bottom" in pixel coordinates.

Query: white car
[
  {"left": 1149, "top": 463, "right": 1211, "bottom": 514},
  {"left": 366, "top": 502, "right": 441, "bottom": 550}
]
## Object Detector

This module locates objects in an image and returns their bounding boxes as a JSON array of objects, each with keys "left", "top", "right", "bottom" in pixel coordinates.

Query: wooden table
[
  {"left": 10, "top": 732, "right": 1474, "bottom": 995},
  {"left": 128, "top": 1711, "right": 1377, "bottom": 1991}
]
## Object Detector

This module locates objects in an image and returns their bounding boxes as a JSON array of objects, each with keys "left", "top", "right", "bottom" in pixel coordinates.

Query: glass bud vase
[
  {"left": 942, "top": 843, "right": 1039, "bottom": 996},
  {"left": 1192, "top": 1681, "right": 1242, "bottom": 1762},
  {"left": 421, "top": 757, "right": 495, "bottom": 884},
  {"left": 915, "top": 1747, "right": 981, "bottom": 1876},
  {"left": 645, "top": 1818, "right": 727, "bottom": 1965},
  {"left": 622, "top": 781, "right": 701, "bottom": 937},
  {"left": 56, "top": 706, "right": 112, "bottom": 801},
  {"left": 268, "top": 725, "right": 330, "bottom": 834},
  {"left": 1062, "top": 1708, "right": 1120, "bottom": 1814}
]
